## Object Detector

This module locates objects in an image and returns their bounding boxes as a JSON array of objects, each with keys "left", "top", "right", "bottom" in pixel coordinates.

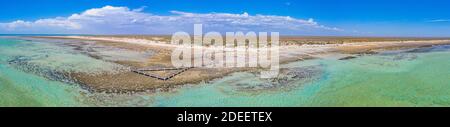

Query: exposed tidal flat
[{"left": 1, "top": 36, "right": 450, "bottom": 106}]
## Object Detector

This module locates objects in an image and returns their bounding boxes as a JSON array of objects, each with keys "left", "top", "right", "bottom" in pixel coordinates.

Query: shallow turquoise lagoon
[{"left": 1, "top": 37, "right": 449, "bottom": 106}]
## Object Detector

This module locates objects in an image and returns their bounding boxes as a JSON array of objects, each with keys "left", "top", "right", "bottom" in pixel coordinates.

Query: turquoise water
[
  {"left": 1, "top": 37, "right": 450, "bottom": 107},
  {"left": 0, "top": 38, "right": 87, "bottom": 106},
  {"left": 0, "top": 37, "right": 124, "bottom": 106}
]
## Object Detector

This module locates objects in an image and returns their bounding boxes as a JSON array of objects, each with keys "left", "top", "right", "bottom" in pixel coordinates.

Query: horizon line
[{"left": 2, "top": 34, "right": 450, "bottom": 38}]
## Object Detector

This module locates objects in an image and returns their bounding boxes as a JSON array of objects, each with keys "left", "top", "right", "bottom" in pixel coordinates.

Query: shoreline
[{"left": 22, "top": 36, "right": 450, "bottom": 93}]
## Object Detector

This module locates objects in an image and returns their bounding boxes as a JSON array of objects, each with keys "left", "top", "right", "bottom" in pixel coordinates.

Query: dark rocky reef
[
  {"left": 7, "top": 56, "right": 93, "bottom": 91},
  {"left": 230, "top": 66, "right": 323, "bottom": 93},
  {"left": 406, "top": 45, "right": 450, "bottom": 53},
  {"left": 339, "top": 56, "right": 357, "bottom": 60}
]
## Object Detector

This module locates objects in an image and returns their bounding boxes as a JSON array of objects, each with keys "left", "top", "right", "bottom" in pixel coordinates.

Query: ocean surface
[{"left": 1, "top": 37, "right": 450, "bottom": 106}]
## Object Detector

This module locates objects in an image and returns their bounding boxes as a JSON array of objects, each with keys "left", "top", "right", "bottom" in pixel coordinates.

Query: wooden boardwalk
[{"left": 131, "top": 67, "right": 193, "bottom": 81}]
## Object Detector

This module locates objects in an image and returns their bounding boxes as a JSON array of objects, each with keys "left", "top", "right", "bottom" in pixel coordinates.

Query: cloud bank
[{"left": 0, "top": 5, "right": 342, "bottom": 35}]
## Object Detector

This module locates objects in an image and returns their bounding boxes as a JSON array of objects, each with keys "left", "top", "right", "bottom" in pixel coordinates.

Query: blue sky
[{"left": 0, "top": 0, "right": 449, "bottom": 37}]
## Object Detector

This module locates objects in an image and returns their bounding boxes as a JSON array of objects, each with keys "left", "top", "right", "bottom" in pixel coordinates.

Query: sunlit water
[{"left": 1, "top": 37, "right": 449, "bottom": 107}]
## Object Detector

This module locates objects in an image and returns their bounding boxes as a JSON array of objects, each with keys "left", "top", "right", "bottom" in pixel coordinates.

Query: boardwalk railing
[{"left": 131, "top": 67, "right": 193, "bottom": 81}]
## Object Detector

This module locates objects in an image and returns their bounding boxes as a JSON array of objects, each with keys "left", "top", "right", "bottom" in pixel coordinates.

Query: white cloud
[
  {"left": 427, "top": 19, "right": 450, "bottom": 23},
  {"left": 0, "top": 5, "right": 343, "bottom": 34}
]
